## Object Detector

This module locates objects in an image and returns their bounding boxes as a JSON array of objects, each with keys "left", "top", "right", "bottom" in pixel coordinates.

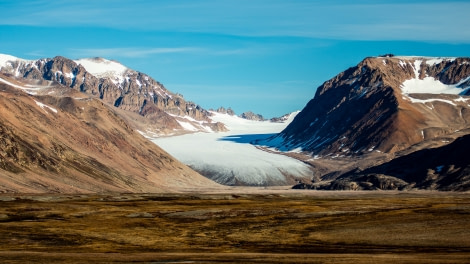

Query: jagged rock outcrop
[
  {"left": 0, "top": 55, "right": 225, "bottom": 135},
  {"left": 240, "top": 111, "right": 265, "bottom": 121},
  {"left": 267, "top": 56, "right": 470, "bottom": 155},
  {"left": 212, "top": 106, "right": 235, "bottom": 116},
  {"left": 0, "top": 74, "right": 219, "bottom": 193},
  {"left": 270, "top": 112, "right": 297, "bottom": 123}
]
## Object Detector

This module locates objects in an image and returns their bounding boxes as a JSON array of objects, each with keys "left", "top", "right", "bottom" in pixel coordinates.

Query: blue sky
[{"left": 1, "top": 0, "right": 470, "bottom": 118}]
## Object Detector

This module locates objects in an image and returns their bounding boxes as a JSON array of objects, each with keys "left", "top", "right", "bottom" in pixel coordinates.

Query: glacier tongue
[{"left": 152, "top": 112, "right": 312, "bottom": 186}]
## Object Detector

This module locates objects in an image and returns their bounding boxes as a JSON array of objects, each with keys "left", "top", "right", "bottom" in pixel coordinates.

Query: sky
[{"left": 1, "top": 0, "right": 470, "bottom": 118}]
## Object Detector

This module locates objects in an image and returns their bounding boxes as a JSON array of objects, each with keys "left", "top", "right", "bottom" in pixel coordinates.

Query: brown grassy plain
[{"left": 0, "top": 190, "right": 469, "bottom": 263}]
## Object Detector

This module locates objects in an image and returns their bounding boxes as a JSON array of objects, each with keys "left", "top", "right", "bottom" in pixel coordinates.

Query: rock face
[
  {"left": 270, "top": 112, "right": 297, "bottom": 123},
  {"left": 239, "top": 111, "right": 265, "bottom": 121},
  {"left": 0, "top": 55, "right": 225, "bottom": 136},
  {"left": 0, "top": 74, "right": 219, "bottom": 193},
  {"left": 268, "top": 56, "right": 470, "bottom": 155},
  {"left": 213, "top": 106, "right": 235, "bottom": 116}
]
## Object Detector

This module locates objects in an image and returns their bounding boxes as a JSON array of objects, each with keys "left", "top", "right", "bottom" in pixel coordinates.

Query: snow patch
[
  {"left": 398, "top": 60, "right": 407, "bottom": 69},
  {"left": 409, "top": 98, "right": 457, "bottom": 106},
  {"left": 75, "top": 58, "right": 128, "bottom": 85},
  {"left": 412, "top": 60, "right": 422, "bottom": 78},
  {"left": 34, "top": 100, "right": 58, "bottom": 114},
  {"left": 402, "top": 76, "right": 464, "bottom": 94},
  {"left": 176, "top": 120, "right": 198, "bottom": 131},
  {"left": 401, "top": 59, "right": 470, "bottom": 99},
  {"left": 0, "top": 76, "right": 47, "bottom": 95},
  {"left": 0, "top": 54, "right": 28, "bottom": 68},
  {"left": 425, "top": 58, "right": 444, "bottom": 66}
]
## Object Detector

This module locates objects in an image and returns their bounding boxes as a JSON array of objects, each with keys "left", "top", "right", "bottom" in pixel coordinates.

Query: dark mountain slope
[{"left": 326, "top": 134, "right": 470, "bottom": 191}]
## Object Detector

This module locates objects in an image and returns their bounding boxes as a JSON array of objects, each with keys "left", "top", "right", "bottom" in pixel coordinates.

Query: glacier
[{"left": 152, "top": 112, "right": 312, "bottom": 186}]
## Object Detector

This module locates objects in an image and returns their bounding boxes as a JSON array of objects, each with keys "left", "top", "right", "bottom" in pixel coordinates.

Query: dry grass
[{"left": 0, "top": 191, "right": 469, "bottom": 263}]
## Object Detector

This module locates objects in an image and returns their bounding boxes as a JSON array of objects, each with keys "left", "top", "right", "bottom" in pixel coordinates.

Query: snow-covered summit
[
  {"left": 74, "top": 58, "right": 130, "bottom": 84},
  {"left": 0, "top": 54, "right": 34, "bottom": 76},
  {"left": 0, "top": 54, "right": 27, "bottom": 66}
]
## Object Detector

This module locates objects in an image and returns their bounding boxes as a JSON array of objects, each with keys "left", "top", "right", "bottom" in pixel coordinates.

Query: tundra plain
[{"left": 0, "top": 190, "right": 469, "bottom": 263}]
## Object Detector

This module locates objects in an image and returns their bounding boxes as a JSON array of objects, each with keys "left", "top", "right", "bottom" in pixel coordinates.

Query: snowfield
[
  {"left": 152, "top": 112, "right": 313, "bottom": 186},
  {"left": 400, "top": 58, "right": 470, "bottom": 97}
]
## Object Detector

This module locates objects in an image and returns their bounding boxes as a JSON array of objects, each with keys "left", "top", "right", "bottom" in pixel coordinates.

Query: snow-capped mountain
[
  {"left": 264, "top": 55, "right": 470, "bottom": 191},
  {"left": 0, "top": 54, "right": 225, "bottom": 136},
  {"left": 266, "top": 56, "right": 470, "bottom": 155}
]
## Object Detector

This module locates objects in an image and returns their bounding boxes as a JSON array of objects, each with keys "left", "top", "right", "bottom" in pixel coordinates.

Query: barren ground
[{"left": 0, "top": 190, "right": 469, "bottom": 263}]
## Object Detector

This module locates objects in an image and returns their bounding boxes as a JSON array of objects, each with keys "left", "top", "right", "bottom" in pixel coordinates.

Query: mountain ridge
[{"left": 0, "top": 54, "right": 226, "bottom": 136}]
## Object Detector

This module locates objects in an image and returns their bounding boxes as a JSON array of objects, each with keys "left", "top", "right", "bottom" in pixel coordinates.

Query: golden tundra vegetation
[{"left": 0, "top": 191, "right": 469, "bottom": 263}]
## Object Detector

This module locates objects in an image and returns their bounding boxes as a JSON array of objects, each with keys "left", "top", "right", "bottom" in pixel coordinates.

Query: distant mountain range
[{"left": 264, "top": 55, "right": 470, "bottom": 191}]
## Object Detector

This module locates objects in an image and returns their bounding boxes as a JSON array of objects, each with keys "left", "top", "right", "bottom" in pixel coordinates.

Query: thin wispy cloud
[
  {"left": 1, "top": 1, "right": 469, "bottom": 42},
  {"left": 68, "top": 45, "right": 271, "bottom": 59},
  {"left": 68, "top": 47, "right": 203, "bottom": 58}
]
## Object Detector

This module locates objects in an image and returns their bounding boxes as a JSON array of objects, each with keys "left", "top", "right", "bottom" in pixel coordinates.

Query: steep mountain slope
[
  {"left": 0, "top": 54, "right": 225, "bottom": 136},
  {"left": 267, "top": 56, "right": 470, "bottom": 155},
  {"left": 0, "top": 74, "right": 219, "bottom": 193}
]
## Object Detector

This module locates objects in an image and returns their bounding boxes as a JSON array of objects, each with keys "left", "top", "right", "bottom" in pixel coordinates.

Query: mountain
[
  {"left": 271, "top": 55, "right": 470, "bottom": 191},
  {"left": 0, "top": 73, "right": 219, "bottom": 193},
  {"left": 267, "top": 56, "right": 470, "bottom": 155},
  {"left": 0, "top": 54, "right": 226, "bottom": 136}
]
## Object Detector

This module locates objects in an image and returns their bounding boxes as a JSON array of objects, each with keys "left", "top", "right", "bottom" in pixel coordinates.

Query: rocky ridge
[
  {"left": 0, "top": 54, "right": 226, "bottom": 136},
  {"left": 212, "top": 106, "right": 293, "bottom": 122}
]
